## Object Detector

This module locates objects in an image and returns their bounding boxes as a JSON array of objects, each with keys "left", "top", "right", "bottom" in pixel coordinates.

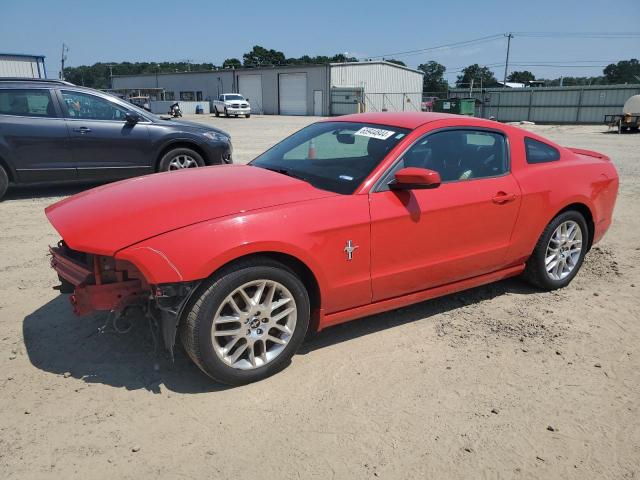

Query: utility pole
[
  {"left": 503, "top": 33, "right": 513, "bottom": 87},
  {"left": 59, "top": 43, "right": 69, "bottom": 80},
  {"left": 107, "top": 64, "right": 114, "bottom": 89}
]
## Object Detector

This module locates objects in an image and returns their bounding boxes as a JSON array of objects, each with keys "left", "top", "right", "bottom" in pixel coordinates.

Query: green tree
[
  {"left": 455, "top": 64, "right": 498, "bottom": 88},
  {"left": 222, "top": 58, "right": 242, "bottom": 69},
  {"left": 385, "top": 59, "right": 406, "bottom": 67},
  {"left": 242, "top": 45, "right": 286, "bottom": 66},
  {"left": 417, "top": 61, "right": 448, "bottom": 93},
  {"left": 603, "top": 59, "right": 640, "bottom": 84},
  {"left": 507, "top": 70, "right": 536, "bottom": 84}
]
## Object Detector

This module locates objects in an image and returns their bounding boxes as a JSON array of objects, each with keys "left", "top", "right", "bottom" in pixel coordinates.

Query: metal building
[
  {"left": 111, "top": 61, "right": 423, "bottom": 116},
  {"left": 0, "top": 53, "right": 47, "bottom": 78}
]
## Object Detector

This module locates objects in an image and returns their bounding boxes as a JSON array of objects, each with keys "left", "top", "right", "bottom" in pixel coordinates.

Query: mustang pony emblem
[{"left": 344, "top": 240, "right": 359, "bottom": 261}]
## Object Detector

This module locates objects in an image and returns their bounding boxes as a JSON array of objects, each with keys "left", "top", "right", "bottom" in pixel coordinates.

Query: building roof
[
  {"left": 112, "top": 61, "right": 423, "bottom": 78},
  {"left": 0, "top": 52, "right": 46, "bottom": 60},
  {"left": 330, "top": 60, "right": 423, "bottom": 75}
]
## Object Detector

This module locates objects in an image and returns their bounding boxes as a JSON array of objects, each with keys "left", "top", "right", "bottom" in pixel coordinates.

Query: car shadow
[
  {"left": 23, "top": 278, "right": 536, "bottom": 393},
  {"left": 23, "top": 295, "right": 231, "bottom": 394},
  {"left": 3, "top": 182, "right": 104, "bottom": 201},
  {"left": 300, "top": 277, "right": 536, "bottom": 353}
]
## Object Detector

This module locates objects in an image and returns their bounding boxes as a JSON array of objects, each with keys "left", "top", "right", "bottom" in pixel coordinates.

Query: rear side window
[
  {"left": 0, "top": 89, "right": 56, "bottom": 117},
  {"left": 525, "top": 138, "right": 560, "bottom": 164}
]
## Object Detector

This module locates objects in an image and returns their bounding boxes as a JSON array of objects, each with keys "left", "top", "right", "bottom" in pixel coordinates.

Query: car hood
[
  {"left": 157, "top": 118, "right": 230, "bottom": 135},
  {"left": 45, "top": 165, "right": 336, "bottom": 256}
]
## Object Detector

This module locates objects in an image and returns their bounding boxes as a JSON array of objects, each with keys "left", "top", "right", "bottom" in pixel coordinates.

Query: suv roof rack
[{"left": 0, "top": 77, "right": 75, "bottom": 86}]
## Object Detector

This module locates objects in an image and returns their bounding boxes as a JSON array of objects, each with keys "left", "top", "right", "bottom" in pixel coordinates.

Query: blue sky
[{"left": 2, "top": 0, "right": 639, "bottom": 82}]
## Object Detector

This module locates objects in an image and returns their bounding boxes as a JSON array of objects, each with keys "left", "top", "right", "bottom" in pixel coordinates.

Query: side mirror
[
  {"left": 125, "top": 112, "right": 140, "bottom": 125},
  {"left": 390, "top": 167, "right": 441, "bottom": 190}
]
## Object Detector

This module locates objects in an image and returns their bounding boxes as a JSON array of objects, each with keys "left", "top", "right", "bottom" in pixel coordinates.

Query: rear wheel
[
  {"left": 214, "top": 107, "right": 220, "bottom": 117},
  {"left": 523, "top": 211, "right": 588, "bottom": 290},
  {"left": 0, "top": 165, "right": 8, "bottom": 200},
  {"left": 158, "top": 148, "right": 205, "bottom": 172},
  {"left": 180, "top": 258, "right": 310, "bottom": 385}
]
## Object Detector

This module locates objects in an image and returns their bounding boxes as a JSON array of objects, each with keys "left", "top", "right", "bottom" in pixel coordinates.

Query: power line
[
  {"left": 364, "top": 32, "right": 640, "bottom": 62},
  {"left": 362, "top": 34, "right": 504, "bottom": 61}
]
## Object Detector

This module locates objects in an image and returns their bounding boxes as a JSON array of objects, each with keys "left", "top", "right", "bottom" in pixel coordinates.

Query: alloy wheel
[
  {"left": 545, "top": 220, "right": 583, "bottom": 281},
  {"left": 168, "top": 154, "right": 198, "bottom": 170},
  {"left": 211, "top": 280, "right": 297, "bottom": 370}
]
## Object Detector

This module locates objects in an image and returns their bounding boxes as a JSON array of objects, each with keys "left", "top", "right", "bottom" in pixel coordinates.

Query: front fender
[{"left": 114, "top": 194, "right": 372, "bottom": 315}]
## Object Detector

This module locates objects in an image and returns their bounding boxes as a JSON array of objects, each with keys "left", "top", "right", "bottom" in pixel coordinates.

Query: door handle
[
  {"left": 73, "top": 127, "right": 91, "bottom": 134},
  {"left": 492, "top": 192, "right": 516, "bottom": 204}
]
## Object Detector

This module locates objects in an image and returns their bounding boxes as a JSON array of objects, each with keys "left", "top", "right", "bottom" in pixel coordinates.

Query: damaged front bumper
[{"left": 49, "top": 242, "right": 200, "bottom": 354}]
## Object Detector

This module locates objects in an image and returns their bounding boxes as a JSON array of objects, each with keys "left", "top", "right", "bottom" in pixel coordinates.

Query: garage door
[
  {"left": 238, "top": 74, "right": 263, "bottom": 114},
  {"left": 279, "top": 73, "right": 307, "bottom": 115}
]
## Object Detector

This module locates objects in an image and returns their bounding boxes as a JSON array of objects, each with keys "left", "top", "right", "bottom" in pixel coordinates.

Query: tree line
[{"left": 61, "top": 47, "right": 640, "bottom": 93}]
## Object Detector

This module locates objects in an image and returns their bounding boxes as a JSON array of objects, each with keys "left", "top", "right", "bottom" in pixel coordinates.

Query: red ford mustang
[{"left": 46, "top": 112, "right": 619, "bottom": 385}]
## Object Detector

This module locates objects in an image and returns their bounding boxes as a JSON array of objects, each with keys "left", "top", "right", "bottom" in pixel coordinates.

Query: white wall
[
  {"left": 0, "top": 56, "right": 45, "bottom": 78},
  {"left": 330, "top": 62, "right": 423, "bottom": 113}
]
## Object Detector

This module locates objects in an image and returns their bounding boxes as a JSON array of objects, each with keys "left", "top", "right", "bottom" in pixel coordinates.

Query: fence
[{"left": 448, "top": 84, "right": 640, "bottom": 124}]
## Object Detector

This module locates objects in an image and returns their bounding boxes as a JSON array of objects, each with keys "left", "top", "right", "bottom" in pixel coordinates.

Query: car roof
[
  {"left": 0, "top": 78, "right": 75, "bottom": 87},
  {"left": 326, "top": 112, "right": 497, "bottom": 130}
]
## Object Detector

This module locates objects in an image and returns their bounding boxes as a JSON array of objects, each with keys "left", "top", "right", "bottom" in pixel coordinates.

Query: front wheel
[
  {"left": 158, "top": 148, "right": 205, "bottom": 172},
  {"left": 523, "top": 211, "right": 588, "bottom": 290},
  {"left": 246, "top": 114, "right": 251, "bottom": 118},
  {"left": 214, "top": 107, "right": 220, "bottom": 117},
  {"left": 224, "top": 108, "right": 229, "bottom": 117},
  {"left": 0, "top": 165, "right": 8, "bottom": 200},
  {"left": 180, "top": 258, "right": 310, "bottom": 385}
]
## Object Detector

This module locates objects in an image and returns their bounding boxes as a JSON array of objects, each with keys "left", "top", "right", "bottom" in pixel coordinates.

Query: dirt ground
[{"left": 1, "top": 115, "right": 638, "bottom": 479}]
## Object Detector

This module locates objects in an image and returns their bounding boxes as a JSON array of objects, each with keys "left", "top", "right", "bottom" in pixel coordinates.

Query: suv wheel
[
  {"left": 158, "top": 148, "right": 205, "bottom": 172},
  {"left": 180, "top": 258, "right": 310, "bottom": 385},
  {"left": 0, "top": 165, "right": 8, "bottom": 200},
  {"left": 214, "top": 107, "right": 220, "bottom": 117}
]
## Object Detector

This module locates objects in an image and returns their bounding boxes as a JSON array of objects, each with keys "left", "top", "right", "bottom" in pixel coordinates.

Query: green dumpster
[{"left": 433, "top": 98, "right": 475, "bottom": 116}]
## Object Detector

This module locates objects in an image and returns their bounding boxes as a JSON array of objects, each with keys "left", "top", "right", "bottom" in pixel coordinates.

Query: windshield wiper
[{"left": 263, "top": 167, "right": 309, "bottom": 183}]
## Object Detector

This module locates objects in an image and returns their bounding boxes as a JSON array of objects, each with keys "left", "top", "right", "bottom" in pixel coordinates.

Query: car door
[
  {"left": 369, "top": 127, "right": 522, "bottom": 302},
  {"left": 57, "top": 89, "right": 152, "bottom": 180},
  {"left": 0, "top": 87, "right": 75, "bottom": 182}
]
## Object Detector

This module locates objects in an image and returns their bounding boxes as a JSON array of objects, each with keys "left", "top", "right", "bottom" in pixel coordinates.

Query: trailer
[{"left": 604, "top": 94, "right": 640, "bottom": 133}]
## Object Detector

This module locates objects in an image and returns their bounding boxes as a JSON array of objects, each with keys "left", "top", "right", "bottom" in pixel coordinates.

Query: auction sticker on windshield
[{"left": 354, "top": 127, "right": 395, "bottom": 140}]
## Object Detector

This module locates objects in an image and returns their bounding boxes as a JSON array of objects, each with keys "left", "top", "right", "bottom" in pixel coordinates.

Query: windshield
[
  {"left": 250, "top": 122, "right": 410, "bottom": 194},
  {"left": 225, "top": 95, "right": 245, "bottom": 101}
]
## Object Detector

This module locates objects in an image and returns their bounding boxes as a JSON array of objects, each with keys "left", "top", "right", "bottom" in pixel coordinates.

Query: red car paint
[{"left": 46, "top": 112, "right": 619, "bottom": 330}]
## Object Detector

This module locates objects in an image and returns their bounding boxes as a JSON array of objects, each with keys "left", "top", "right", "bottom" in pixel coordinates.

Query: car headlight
[{"left": 202, "top": 131, "right": 229, "bottom": 142}]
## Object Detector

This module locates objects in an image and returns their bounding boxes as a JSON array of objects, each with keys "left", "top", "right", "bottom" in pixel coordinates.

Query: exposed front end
[
  {"left": 49, "top": 241, "right": 199, "bottom": 354},
  {"left": 50, "top": 241, "right": 149, "bottom": 316}
]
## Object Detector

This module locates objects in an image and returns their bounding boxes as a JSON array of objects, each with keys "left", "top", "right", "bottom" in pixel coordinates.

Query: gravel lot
[{"left": 1, "top": 115, "right": 638, "bottom": 479}]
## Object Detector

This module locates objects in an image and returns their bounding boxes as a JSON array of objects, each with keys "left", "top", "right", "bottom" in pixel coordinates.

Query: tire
[
  {"left": 214, "top": 107, "right": 220, "bottom": 117},
  {"left": 158, "top": 148, "right": 205, "bottom": 172},
  {"left": 224, "top": 108, "right": 229, "bottom": 117},
  {"left": 523, "top": 210, "right": 589, "bottom": 290},
  {"left": 0, "top": 165, "right": 8, "bottom": 201},
  {"left": 246, "top": 114, "right": 251, "bottom": 118},
  {"left": 180, "top": 258, "right": 310, "bottom": 385}
]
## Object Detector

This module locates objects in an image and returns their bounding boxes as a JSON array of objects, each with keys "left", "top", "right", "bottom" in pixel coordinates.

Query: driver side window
[
  {"left": 61, "top": 90, "right": 129, "bottom": 121},
  {"left": 400, "top": 129, "right": 508, "bottom": 183}
]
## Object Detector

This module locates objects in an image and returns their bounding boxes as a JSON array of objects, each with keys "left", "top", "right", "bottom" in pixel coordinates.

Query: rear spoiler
[{"left": 567, "top": 147, "right": 611, "bottom": 161}]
